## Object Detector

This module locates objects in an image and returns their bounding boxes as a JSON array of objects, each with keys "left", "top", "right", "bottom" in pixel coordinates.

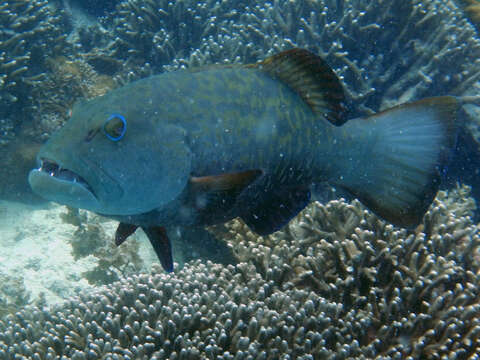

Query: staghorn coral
[
  {"left": 209, "top": 184, "right": 480, "bottom": 357},
  {"left": 58, "top": 206, "right": 235, "bottom": 286},
  {"left": 59, "top": 207, "right": 235, "bottom": 285},
  {"left": 0, "top": 261, "right": 355, "bottom": 358},
  {"left": 0, "top": 185, "right": 478, "bottom": 358},
  {"left": 82, "top": 238, "right": 144, "bottom": 286},
  {"left": 104, "top": 0, "right": 480, "bottom": 116},
  {"left": 97, "top": 0, "right": 480, "bottom": 152},
  {"left": 0, "top": 0, "right": 68, "bottom": 125},
  {"left": 0, "top": 0, "right": 70, "bottom": 202},
  {"left": 1, "top": 0, "right": 480, "bottom": 356},
  {"left": 28, "top": 56, "right": 116, "bottom": 140}
]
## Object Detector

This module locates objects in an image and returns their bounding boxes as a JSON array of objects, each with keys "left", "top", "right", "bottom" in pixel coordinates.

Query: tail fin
[{"left": 332, "top": 96, "right": 459, "bottom": 228}]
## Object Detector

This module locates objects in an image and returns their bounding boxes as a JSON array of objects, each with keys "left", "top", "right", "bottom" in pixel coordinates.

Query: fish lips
[{"left": 28, "top": 167, "right": 102, "bottom": 211}]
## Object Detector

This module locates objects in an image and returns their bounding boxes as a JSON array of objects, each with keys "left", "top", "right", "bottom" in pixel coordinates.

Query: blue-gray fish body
[{"left": 29, "top": 49, "right": 458, "bottom": 271}]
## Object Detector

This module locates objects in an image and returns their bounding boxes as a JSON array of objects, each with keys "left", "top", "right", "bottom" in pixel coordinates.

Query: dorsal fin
[{"left": 255, "top": 48, "right": 347, "bottom": 126}]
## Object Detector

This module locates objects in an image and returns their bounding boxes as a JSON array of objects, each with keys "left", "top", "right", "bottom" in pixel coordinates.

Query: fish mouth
[{"left": 35, "top": 158, "right": 96, "bottom": 197}]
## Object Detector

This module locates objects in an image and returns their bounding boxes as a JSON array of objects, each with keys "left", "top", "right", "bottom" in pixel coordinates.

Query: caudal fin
[{"left": 333, "top": 96, "right": 459, "bottom": 228}]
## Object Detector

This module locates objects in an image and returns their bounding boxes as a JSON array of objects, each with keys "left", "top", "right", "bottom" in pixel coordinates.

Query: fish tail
[{"left": 330, "top": 96, "right": 459, "bottom": 228}]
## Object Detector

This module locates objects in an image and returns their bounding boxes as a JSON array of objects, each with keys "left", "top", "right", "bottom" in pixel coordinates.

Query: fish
[{"left": 28, "top": 48, "right": 459, "bottom": 272}]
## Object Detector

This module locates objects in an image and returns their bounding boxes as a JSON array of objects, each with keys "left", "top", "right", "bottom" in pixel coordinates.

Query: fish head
[{"left": 28, "top": 96, "right": 192, "bottom": 216}]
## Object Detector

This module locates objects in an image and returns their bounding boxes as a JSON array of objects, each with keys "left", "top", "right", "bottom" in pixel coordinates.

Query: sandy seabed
[{"left": 0, "top": 200, "right": 156, "bottom": 306}]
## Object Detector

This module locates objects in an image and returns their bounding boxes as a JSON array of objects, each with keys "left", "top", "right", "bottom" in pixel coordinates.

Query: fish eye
[{"left": 103, "top": 114, "right": 126, "bottom": 141}]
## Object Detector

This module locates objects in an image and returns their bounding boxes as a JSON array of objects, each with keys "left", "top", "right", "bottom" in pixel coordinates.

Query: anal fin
[
  {"left": 241, "top": 187, "right": 310, "bottom": 235},
  {"left": 142, "top": 226, "right": 174, "bottom": 272}
]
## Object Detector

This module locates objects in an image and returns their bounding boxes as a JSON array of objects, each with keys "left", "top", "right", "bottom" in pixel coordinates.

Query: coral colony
[{"left": 0, "top": 187, "right": 479, "bottom": 358}]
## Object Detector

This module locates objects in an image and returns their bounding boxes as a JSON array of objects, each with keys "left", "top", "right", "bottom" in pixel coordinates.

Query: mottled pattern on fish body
[
  {"left": 89, "top": 67, "right": 335, "bottom": 227},
  {"left": 134, "top": 68, "right": 330, "bottom": 182},
  {"left": 29, "top": 49, "right": 459, "bottom": 271}
]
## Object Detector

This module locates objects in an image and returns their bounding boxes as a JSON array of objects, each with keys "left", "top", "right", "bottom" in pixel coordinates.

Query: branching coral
[
  {"left": 0, "top": 0, "right": 68, "bottom": 125},
  {"left": 104, "top": 0, "right": 480, "bottom": 116},
  {"left": 59, "top": 207, "right": 234, "bottom": 285},
  {"left": 95, "top": 0, "right": 480, "bottom": 152},
  {"left": 1, "top": 1, "right": 480, "bottom": 354},
  {"left": 0, "top": 1, "right": 71, "bottom": 202},
  {"left": 0, "top": 185, "right": 478, "bottom": 358},
  {"left": 0, "top": 262, "right": 353, "bottom": 358},
  {"left": 0, "top": 2, "right": 115, "bottom": 196},
  {"left": 209, "top": 184, "right": 480, "bottom": 357}
]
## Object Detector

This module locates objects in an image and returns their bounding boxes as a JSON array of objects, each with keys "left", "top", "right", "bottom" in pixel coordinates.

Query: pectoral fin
[
  {"left": 190, "top": 169, "right": 262, "bottom": 193},
  {"left": 142, "top": 226, "right": 174, "bottom": 272}
]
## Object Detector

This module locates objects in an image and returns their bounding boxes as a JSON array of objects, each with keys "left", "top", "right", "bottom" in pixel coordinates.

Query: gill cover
[
  {"left": 89, "top": 119, "right": 193, "bottom": 215},
  {"left": 106, "top": 122, "right": 193, "bottom": 215}
]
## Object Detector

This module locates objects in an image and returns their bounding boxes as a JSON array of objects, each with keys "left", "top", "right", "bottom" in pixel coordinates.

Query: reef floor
[{"left": 0, "top": 201, "right": 156, "bottom": 306}]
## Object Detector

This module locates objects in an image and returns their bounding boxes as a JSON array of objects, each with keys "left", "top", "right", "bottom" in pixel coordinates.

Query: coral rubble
[{"left": 1, "top": 186, "right": 478, "bottom": 358}]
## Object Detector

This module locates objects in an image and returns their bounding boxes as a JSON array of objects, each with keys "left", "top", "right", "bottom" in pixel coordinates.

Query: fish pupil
[{"left": 104, "top": 114, "right": 126, "bottom": 141}]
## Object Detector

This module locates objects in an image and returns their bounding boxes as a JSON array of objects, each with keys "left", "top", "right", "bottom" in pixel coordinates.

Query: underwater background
[{"left": 0, "top": 0, "right": 480, "bottom": 358}]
